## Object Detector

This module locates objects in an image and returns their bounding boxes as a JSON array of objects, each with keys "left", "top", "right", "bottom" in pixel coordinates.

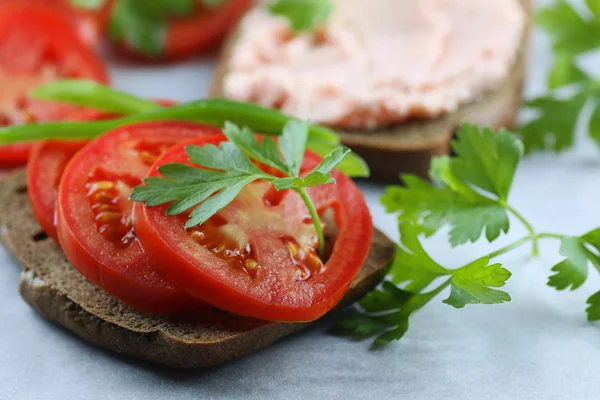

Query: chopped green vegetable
[{"left": 131, "top": 121, "right": 351, "bottom": 257}]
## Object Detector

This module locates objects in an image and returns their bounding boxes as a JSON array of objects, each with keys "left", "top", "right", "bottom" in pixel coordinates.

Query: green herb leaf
[
  {"left": 517, "top": 93, "right": 588, "bottom": 153},
  {"left": 537, "top": 0, "right": 600, "bottom": 57},
  {"left": 130, "top": 142, "right": 269, "bottom": 228},
  {"left": 548, "top": 235, "right": 600, "bottom": 291},
  {"left": 70, "top": 0, "right": 107, "bottom": 10},
  {"left": 330, "top": 279, "right": 450, "bottom": 345},
  {"left": 548, "top": 54, "right": 591, "bottom": 89},
  {"left": 279, "top": 120, "right": 310, "bottom": 176},
  {"left": 443, "top": 257, "right": 511, "bottom": 308},
  {"left": 109, "top": 0, "right": 196, "bottom": 58},
  {"left": 586, "top": 290, "right": 600, "bottom": 321},
  {"left": 272, "top": 147, "right": 349, "bottom": 190},
  {"left": 268, "top": 0, "right": 333, "bottom": 33},
  {"left": 387, "top": 222, "right": 449, "bottom": 292},
  {"left": 381, "top": 124, "right": 521, "bottom": 246},
  {"left": 131, "top": 122, "right": 351, "bottom": 254},
  {"left": 222, "top": 122, "right": 288, "bottom": 174}
]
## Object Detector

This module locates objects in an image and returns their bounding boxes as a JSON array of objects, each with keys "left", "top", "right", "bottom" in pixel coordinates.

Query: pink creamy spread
[{"left": 223, "top": 0, "right": 526, "bottom": 130}]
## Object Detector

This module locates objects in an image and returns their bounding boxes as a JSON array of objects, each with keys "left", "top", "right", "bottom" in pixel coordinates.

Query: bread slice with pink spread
[{"left": 211, "top": 0, "right": 531, "bottom": 180}]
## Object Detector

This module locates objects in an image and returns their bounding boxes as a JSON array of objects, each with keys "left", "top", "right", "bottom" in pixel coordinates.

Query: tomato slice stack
[
  {"left": 0, "top": 1, "right": 108, "bottom": 167},
  {"left": 55, "top": 122, "right": 223, "bottom": 314},
  {"left": 26, "top": 121, "right": 372, "bottom": 320}
]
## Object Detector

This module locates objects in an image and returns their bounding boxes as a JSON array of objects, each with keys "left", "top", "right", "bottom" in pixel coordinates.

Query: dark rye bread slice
[
  {"left": 210, "top": 0, "right": 532, "bottom": 181},
  {"left": 0, "top": 170, "right": 395, "bottom": 369}
]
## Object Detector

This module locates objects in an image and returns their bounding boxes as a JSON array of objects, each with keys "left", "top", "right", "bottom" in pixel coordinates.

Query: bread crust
[
  {"left": 209, "top": 0, "right": 531, "bottom": 181},
  {"left": 0, "top": 171, "right": 395, "bottom": 368}
]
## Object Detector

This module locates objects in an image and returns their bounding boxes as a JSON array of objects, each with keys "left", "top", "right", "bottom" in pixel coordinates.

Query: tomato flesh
[
  {"left": 57, "top": 122, "right": 223, "bottom": 314},
  {"left": 0, "top": 2, "right": 108, "bottom": 167},
  {"left": 135, "top": 137, "right": 373, "bottom": 322}
]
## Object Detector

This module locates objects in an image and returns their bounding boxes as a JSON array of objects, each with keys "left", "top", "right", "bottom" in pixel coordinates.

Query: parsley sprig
[
  {"left": 518, "top": 0, "right": 600, "bottom": 153},
  {"left": 332, "top": 124, "right": 600, "bottom": 346},
  {"left": 131, "top": 121, "right": 350, "bottom": 257}
]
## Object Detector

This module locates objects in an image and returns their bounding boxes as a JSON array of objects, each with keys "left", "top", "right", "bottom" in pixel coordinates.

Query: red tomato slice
[
  {"left": 27, "top": 100, "right": 176, "bottom": 243},
  {"left": 0, "top": 2, "right": 108, "bottom": 167},
  {"left": 135, "top": 137, "right": 373, "bottom": 322},
  {"left": 114, "top": 0, "right": 254, "bottom": 61},
  {"left": 27, "top": 140, "right": 88, "bottom": 243},
  {"left": 57, "top": 121, "right": 223, "bottom": 314}
]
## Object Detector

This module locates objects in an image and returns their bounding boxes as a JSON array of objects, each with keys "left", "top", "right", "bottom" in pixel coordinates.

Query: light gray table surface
[{"left": 3, "top": 3, "right": 600, "bottom": 399}]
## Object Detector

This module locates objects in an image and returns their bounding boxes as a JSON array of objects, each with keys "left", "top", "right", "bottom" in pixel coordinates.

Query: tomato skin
[
  {"left": 27, "top": 140, "right": 88, "bottom": 243},
  {"left": 0, "top": 1, "right": 108, "bottom": 168},
  {"left": 57, "top": 121, "right": 222, "bottom": 314},
  {"left": 135, "top": 138, "right": 373, "bottom": 322},
  {"left": 113, "top": 0, "right": 254, "bottom": 61}
]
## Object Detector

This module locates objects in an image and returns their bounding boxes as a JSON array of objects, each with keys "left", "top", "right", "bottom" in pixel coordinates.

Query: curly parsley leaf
[
  {"left": 268, "top": 0, "right": 333, "bottom": 33},
  {"left": 131, "top": 121, "right": 350, "bottom": 252},
  {"left": 450, "top": 125, "right": 522, "bottom": 202},
  {"left": 382, "top": 125, "right": 519, "bottom": 246},
  {"left": 443, "top": 257, "right": 511, "bottom": 308}
]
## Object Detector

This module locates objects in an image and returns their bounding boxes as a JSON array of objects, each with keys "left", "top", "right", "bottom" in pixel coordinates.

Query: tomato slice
[
  {"left": 135, "top": 138, "right": 373, "bottom": 322},
  {"left": 27, "top": 140, "right": 88, "bottom": 243},
  {"left": 27, "top": 101, "right": 176, "bottom": 243},
  {"left": 57, "top": 121, "right": 223, "bottom": 314},
  {"left": 0, "top": 2, "right": 108, "bottom": 167},
  {"left": 114, "top": 0, "right": 254, "bottom": 61}
]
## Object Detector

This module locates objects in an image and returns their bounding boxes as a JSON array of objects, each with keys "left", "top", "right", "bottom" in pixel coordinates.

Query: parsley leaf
[
  {"left": 331, "top": 221, "right": 513, "bottom": 346},
  {"left": 537, "top": 0, "right": 600, "bottom": 58},
  {"left": 268, "top": 0, "right": 333, "bottom": 33},
  {"left": 109, "top": 0, "right": 196, "bottom": 58},
  {"left": 548, "top": 54, "right": 591, "bottom": 89},
  {"left": 330, "top": 282, "right": 446, "bottom": 345},
  {"left": 518, "top": 92, "right": 589, "bottom": 153},
  {"left": 388, "top": 222, "right": 449, "bottom": 292},
  {"left": 586, "top": 291, "right": 600, "bottom": 321},
  {"left": 548, "top": 230, "right": 600, "bottom": 291},
  {"left": 443, "top": 257, "right": 511, "bottom": 308},
  {"left": 450, "top": 125, "right": 522, "bottom": 202},
  {"left": 131, "top": 121, "right": 350, "bottom": 254},
  {"left": 382, "top": 125, "right": 519, "bottom": 246}
]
